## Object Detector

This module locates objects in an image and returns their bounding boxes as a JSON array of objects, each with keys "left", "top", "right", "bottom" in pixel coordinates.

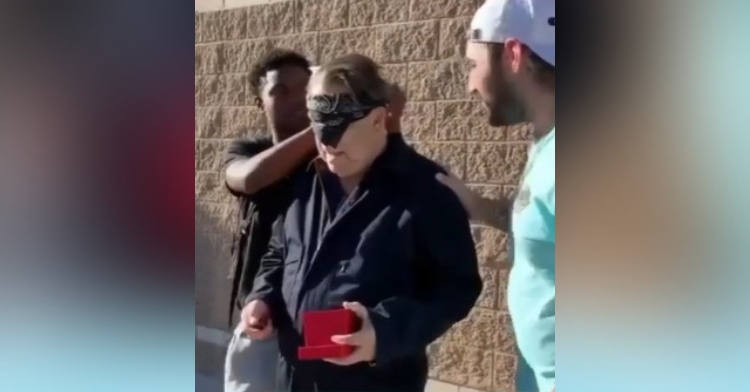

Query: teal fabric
[{"left": 509, "top": 128, "right": 555, "bottom": 391}]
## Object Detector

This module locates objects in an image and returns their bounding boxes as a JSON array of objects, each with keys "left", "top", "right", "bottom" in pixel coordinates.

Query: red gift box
[{"left": 298, "top": 308, "right": 361, "bottom": 361}]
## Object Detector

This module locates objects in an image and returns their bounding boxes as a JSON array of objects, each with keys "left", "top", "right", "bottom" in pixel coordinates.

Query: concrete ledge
[
  {"left": 195, "top": 0, "right": 224, "bottom": 12},
  {"left": 196, "top": 325, "right": 232, "bottom": 347}
]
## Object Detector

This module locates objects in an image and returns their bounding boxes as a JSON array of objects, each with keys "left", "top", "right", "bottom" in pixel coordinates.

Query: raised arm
[{"left": 225, "top": 128, "right": 316, "bottom": 196}]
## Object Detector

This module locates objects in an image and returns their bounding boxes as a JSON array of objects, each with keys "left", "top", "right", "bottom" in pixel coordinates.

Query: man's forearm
[
  {"left": 472, "top": 196, "right": 510, "bottom": 232},
  {"left": 226, "top": 129, "right": 315, "bottom": 195}
]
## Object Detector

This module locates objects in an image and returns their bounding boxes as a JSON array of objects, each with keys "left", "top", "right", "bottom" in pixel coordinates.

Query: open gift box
[{"left": 298, "top": 308, "right": 361, "bottom": 361}]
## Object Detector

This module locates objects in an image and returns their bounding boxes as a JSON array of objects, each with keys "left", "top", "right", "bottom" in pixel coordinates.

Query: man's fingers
[
  {"left": 342, "top": 301, "right": 369, "bottom": 320},
  {"left": 435, "top": 162, "right": 453, "bottom": 174},
  {"left": 246, "top": 329, "right": 271, "bottom": 340},
  {"left": 436, "top": 172, "right": 460, "bottom": 189},
  {"left": 330, "top": 333, "right": 353, "bottom": 345},
  {"left": 245, "top": 317, "right": 271, "bottom": 330},
  {"left": 331, "top": 331, "right": 365, "bottom": 346},
  {"left": 247, "top": 317, "right": 266, "bottom": 330},
  {"left": 245, "top": 321, "right": 273, "bottom": 340}
]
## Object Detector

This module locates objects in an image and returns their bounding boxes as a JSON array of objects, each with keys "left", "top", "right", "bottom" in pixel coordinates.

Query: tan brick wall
[{"left": 195, "top": 1, "right": 530, "bottom": 390}]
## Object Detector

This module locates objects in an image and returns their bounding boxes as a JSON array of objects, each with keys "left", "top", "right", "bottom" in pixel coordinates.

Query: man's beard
[{"left": 487, "top": 75, "right": 528, "bottom": 127}]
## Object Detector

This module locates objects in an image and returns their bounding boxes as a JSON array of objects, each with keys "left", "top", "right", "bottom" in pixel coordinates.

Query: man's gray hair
[{"left": 314, "top": 54, "right": 390, "bottom": 104}]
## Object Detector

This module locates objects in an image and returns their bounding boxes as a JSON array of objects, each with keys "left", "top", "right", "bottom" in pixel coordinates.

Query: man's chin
[
  {"left": 484, "top": 102, "right": 507, "bottom": 127},
  {"left": 488, "top": 113, "right": 506, "bottom": 127},
  {"left": 488, "top": 108, "right": 527, "bottom": 127}
]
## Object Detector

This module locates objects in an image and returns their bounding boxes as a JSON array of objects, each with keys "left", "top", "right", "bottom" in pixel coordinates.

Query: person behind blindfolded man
[
  {"left": 222, "top": 49, "right": 315, "bottom": 392},
  {"left": 241, "top": 53, "right": 483, "bottom": 392}
]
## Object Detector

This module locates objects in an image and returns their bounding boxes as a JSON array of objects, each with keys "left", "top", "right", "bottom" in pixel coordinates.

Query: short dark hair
[
  {"left": 315, "top": 53, "right": 390, "bottom": 104},
  {"left": 486, "top": 43, "right": 554, "bottom": 89},
  {"left": 526, "top": 50, "right": 555, "bottom": 88},
  {"left": 249, "top": 49, "right": 311, "bottom": 99}
]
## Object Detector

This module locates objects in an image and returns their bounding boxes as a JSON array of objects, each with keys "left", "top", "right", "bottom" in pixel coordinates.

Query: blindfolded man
[
  {"left": 223, "top": 50, "right": 407, "bottom": 392},
  {"left": 243, "top": 54, "right": 482, "bottom": 392}
]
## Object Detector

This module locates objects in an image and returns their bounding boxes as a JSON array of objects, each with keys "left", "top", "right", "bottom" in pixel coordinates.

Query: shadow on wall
[{"left": 195, "top": 201, "right": 238, "bottom": 329}]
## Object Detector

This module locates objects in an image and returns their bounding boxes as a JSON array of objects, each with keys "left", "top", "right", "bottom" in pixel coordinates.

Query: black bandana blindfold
[{"left": 307, "top": 94, "right": 387, "bottom": 147}]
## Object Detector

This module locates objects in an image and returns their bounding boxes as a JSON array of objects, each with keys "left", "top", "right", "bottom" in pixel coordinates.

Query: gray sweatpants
[{"left": 224, "top": 323, "right": 279, "bottom": 392}]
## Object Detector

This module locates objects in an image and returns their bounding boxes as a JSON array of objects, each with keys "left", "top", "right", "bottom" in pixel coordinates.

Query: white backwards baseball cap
[{"left": 469, "top": 0, "right": 555, "bottom": 67}]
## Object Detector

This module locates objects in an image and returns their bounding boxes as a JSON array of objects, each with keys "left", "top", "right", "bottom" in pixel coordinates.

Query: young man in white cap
[{"left": 437, "top": 1, "right": 555, "bottom": 391}]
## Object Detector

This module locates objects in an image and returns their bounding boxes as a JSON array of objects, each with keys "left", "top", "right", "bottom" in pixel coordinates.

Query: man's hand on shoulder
[
  {"left": 435, "top": 168, "right": 511, "bottom": 231},
  {"left": 224, "top": 129, "right": 315, "bottom": 196}
]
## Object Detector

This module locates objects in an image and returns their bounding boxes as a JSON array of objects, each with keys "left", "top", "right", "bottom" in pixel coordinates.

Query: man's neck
[
  {"left": 338, "top": 175, "right": 362, "bottom": 195},
  {"left": 270, "top": 126, "right": 299, "bottom": 144},
  {"left": 527, "top": 90, "right": 556, "bottom": 140}
]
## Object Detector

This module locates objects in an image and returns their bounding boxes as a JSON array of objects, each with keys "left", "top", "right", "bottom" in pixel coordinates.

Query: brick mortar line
[
  {"left": 195, "top": 166, "right": 519, "bottom": 188},
  {"left": 195, "top": 18, "right": 462, "bottom": 45},
  {"left": 196, "top": 98, "right": 484, "bottom": 104},
  {"left": 198, "top": 176, "right": 520, "bottom": 188},
  {"left": 198, "top": 137, "right": 528, "bottom": 146},
  {"left": 195, "top": 61, "right": 462, "bottom": 71},
  {"left": 292, "top": 0, "right": 297, "bottom": 34},
  {"left": 195, "top": 99, "right": 486, "bottom": 107},
  {"left": 195, "top": 17, "right": 458, "bottom": 45},
  {"left": 194, "top": 63, "right": 409, "bottom": 74},
  {"left": 195, "top": 59, "right": 462, "bottom": 72},
  {"left": 195, "top": 166, "right": 518, "bottom": 181}
]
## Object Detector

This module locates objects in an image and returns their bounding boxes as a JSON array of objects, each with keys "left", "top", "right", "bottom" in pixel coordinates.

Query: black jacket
[
  {"left": 223, "top": 137, "right": 297, "bottom": 325},
  {"left": 249, "top": 135, "right": 482, "bottom": 391}
]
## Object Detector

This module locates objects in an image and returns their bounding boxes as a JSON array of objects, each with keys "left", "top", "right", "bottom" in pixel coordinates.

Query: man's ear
[
  {"left": 253, "top": 97, "right": 264, "bottom": 110},
  {"left": 373, "top": 107, "right": 388, "bottom": 132},
  {"left": 504, "top": 38, "right": 525, "bottom": 72}
]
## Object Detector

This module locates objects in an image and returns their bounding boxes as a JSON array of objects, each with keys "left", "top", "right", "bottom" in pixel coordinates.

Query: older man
[
  {"left": 223, "top": 50, "right": 407, "bottom": 392},
  {"left": 243, "top": 54, "right": 481, "bottom": 392}
]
